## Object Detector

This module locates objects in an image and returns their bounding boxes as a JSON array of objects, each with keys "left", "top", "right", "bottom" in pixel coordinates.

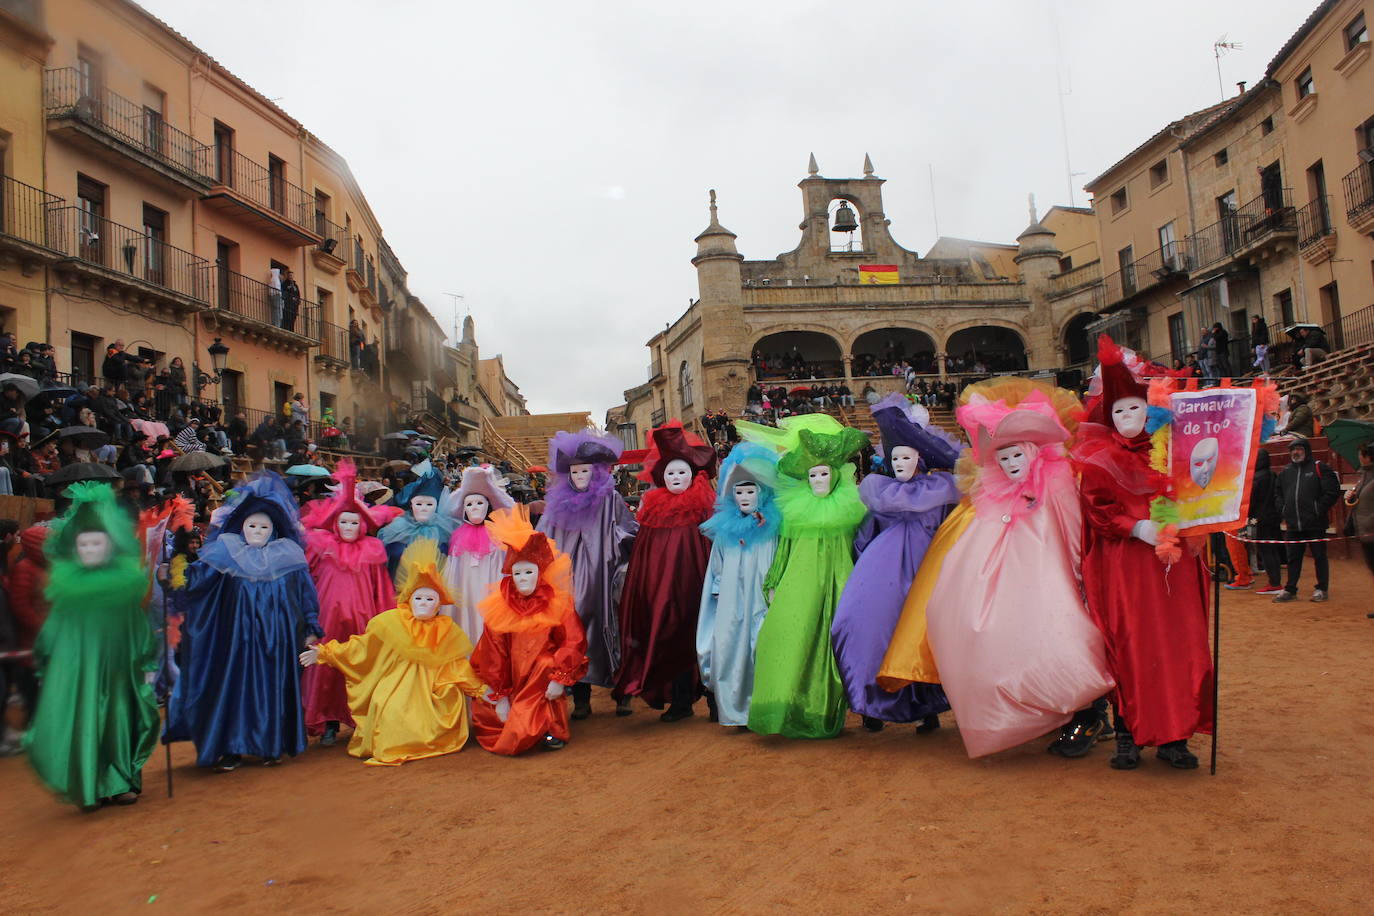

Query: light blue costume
[
  {"left": 378, "top": 469, "right": 456, "bottom": 578},
  {"left": 695, "top": 443, "right": 781, "bottom": 728}
]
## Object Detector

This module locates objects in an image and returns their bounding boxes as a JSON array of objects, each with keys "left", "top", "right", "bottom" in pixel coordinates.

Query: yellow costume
[{"left": 310, "top": 540, "right": 487, "bottom": 765}]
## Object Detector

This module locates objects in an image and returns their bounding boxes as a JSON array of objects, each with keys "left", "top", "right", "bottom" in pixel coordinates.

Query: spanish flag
[{"left": 859, "top": 264, "right": 899, "bottom": 284}]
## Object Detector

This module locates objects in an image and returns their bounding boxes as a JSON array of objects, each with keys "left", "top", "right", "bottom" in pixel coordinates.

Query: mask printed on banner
[
  {"left": 511, "top": 560, "right": 540, "bottom": 596},
  {"left": 995, "top": 445, "right": 1030, "bottom": 480},
  {"left": 410, "top": 496, "right": 438, "bottom": 523},
  {"left": 569, "top": 463, "right": 594, "bottom": 491},
  {"left": 889, "top": 445, "right": 920, "bottom": 482},
  {"left": 1111, "top": 396, "right": 1148, "bottom": 439},
  {"left": 663, "top": 459, "right": 692, "bottom": 494},
  {"left": 336, "top": 511, "right": 362, "bottom": 542},
  {"left": 463, "top": 494, "right": 491, "bottom": 525},
  {"left": 808, "top": 465, "right": 832, "bottom": 497},
  {"left": 1190, "top": 437, "right": 1219, "bottom": 489},
  {"left": 243, "top": 512, "right": 274, "bottom": 547},
  {"left": 75, "top": 531, "right": 112, "bottom": 567},
  {"left": 733, "top": 482, "right": 759, "bottom": 513},
  {"left": 410, "top": 586, "right": 441, "bottom": 620}
]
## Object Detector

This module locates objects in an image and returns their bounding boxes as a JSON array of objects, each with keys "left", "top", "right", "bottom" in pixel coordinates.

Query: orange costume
[{"left": 471, "top": 509, "right": 589, "bottom": 755}]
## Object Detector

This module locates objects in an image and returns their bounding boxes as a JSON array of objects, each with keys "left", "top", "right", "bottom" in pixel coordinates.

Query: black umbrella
[
  {"left": 34, "top": 385, "right": 77, "bottom": 404},
  {"left": 382, "top": 432, "right": 413, "bottom": 441},
  {"left": 44, "top": 461, "right": 122, "bottom": 487},
  {"left": 0, "top": 373, "right": 39, "bottom": 399},
  {"left": 58, "top": 425, "right": 111, "bottom": 449},
  {"left": 169, "top": 450, "right": 226, "bottom": 472}
]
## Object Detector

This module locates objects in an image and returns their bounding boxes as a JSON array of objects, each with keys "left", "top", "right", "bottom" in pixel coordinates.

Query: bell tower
[{"left": 692, "top": 190, "right": 750, "bottom": 413}]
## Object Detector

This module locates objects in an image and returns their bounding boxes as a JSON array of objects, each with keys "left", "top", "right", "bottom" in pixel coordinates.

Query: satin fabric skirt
[
  {"left": 614, "top": 525, "right": 709, "bottom": 707},
  {"left": 696, "top": 539, "right": 775, "bottom": 727}
]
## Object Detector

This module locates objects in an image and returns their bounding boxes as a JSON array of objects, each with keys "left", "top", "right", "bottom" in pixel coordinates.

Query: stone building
[{"left": 610, "top": 156, "right": 1102, "bottom": 446}]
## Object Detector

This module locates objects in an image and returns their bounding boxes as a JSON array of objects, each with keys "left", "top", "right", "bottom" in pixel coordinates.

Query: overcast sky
[{"left": 140, "top": 0, "right": 1315, "bottom": 418}]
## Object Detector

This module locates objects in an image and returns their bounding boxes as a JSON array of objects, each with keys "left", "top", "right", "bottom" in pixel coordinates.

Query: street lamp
[{"left": 195, "top": 337, "right": 231, "bottom": 407}]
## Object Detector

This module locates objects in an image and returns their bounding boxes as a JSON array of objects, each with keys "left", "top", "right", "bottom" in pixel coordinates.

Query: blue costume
[
  {"left": 165, "top": 473, "right": 321, "bottom": 768},
  {"left": 696, "top": 443, "right": 780, "bottom": 728},
  {"left": 831, "top": 394, "right": 960, "bottom": 727},
  {"left": 378, "top": 470, "right": 455, "bottom": 577}
]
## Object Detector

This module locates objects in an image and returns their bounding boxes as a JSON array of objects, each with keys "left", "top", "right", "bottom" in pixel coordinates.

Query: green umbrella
[{"left": 1323, "top": 419, "right": 1374, "bottom": 468}]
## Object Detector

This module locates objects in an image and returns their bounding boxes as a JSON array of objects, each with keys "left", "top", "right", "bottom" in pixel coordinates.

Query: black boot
[
  {"left": 1109, "top": 722, "right": 1141, "bottom": 770},
  {"left": 615, "top": 695, "right": 633, "bottom": 717},
  {"left": 705, "top": 691, "right": 719, "bottom": 723},
  {"left": 540, "top": 733, "right": 566, "bottom": 751},
  {"left": 570, "top": 683, "right": 592, "bottom": 721},
  {"left": 1156, "top": 740, "right": 1199, "bottom": 769},
  {"left": 661, "top": 672, "right": 695, "bottom": 722},
  {"left": 862, "top": 715, "right": 885, "bottom": 733},
  {"left": 1047, "top": 706, "right": 1107, "bottom": 758},
  {"left": 916, "top": 713, "right": 940, "bottom": 734},
  {"left": 321, "top": 721, "right": 339, "bottom": 747}
]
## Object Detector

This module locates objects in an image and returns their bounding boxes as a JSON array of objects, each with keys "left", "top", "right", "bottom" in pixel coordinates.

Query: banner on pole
[{"left": 1167, "top": 387, "right": 1262, "bottom": 535}]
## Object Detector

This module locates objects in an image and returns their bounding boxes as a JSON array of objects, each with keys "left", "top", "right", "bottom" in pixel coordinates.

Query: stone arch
[
  {"left": 943, "top": 324, "right": 1028, "bottom": 372},
  {"left": 1060, "top": 312, "right": 1099, "bottom": 366},
  {"left": 751, "top": 329, "right": 844, "bottom": 381},
  {"left": 849, "top": 326, "right": 938, "bottom": 376}
]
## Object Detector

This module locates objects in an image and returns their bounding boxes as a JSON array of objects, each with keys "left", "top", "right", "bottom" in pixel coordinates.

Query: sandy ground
[{"left": 3, "top": 554, "right": 1372, "bottom": 914}]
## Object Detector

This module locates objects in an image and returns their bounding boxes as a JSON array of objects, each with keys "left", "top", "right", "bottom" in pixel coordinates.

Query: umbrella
[
  {"left": 34, "top": 385, "right": 77, "bottom": 404},
  {"left": 58, "top": 425, "right": 111, "bottom": 449},
  {"left": 382, "top": 432, "right": 412, "bottom": 441},
  {"left": 400, "top": 429, "right": 420, "bottom": 437},
  {"left": 169, "top": 451, "right": 226, "bottom": 472},
  {"left": 286, "top": 464, "right": 333, "bottom": 477},
  {"left": 44, "top": 461, "right": 122, "bottom": 487},
  {"left": 527, "top": 465, "right": 548, "bottom": 474},
  {"left": 1283, "top": 323, "right": 1322, "bottom": 337},
  {"left": 1323, "top": 419, "right": 1374, "bottom": 468},
  {"left": 0, "top": 373, "right": 40, "bottom": 399},
  {"left": 384, "top": 459, "right": 412, "bottom": 471}
]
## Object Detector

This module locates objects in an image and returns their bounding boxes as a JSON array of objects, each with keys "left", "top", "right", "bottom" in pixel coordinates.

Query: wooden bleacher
[{"left": 1277, "top": 342, "right": 1374, "bottom": 427}]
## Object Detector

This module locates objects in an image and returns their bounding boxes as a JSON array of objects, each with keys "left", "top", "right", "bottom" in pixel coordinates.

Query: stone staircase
[{"left": 829, "top": 402, "right": 962, "bottom": 442}]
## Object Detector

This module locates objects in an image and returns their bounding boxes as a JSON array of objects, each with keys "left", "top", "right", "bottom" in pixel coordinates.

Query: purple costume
[{"left": 831, "top": 395, "right": 960, "bottom": 723}]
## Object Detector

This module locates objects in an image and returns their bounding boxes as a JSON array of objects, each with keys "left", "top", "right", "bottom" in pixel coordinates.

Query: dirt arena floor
[{"left": 3, "top": 555, "right": 1371, "bottom": 914}]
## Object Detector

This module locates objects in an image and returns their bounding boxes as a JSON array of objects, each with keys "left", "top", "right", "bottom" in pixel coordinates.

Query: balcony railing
[
  {"left": 1047, "top": 259, "right": 1101, "bottom": 295},
  {"left": 49, "top": 206, "right": 209, "bottom": 303},
  {"left": 1188, "top": 188, "right": 1295, "bottom": 271},
  {"left": 44, "top": 68, "right": 213, "bottom": 184},
  {"left": 1297, "top": 196, "right": 1334, "bottom": 250},
  {"left": 210, "top": 147, "right": 314, "bottom": 232},
  {"left": 1324, "top": 303, "right": 1374, "bottom": 353},
  {"left": 0, "top": 174, "right": 61, "bottom": 249},
  {"left": 1342, "top": 162, "right": 1374, "bottom": 223},
  {"left": 349, "top": 236, "right": 365, "bottom": 276},
  {"left": 316, "top": 319, "right": 351, "bottom": 365},
  {"left": 650, "top": 407, "right": 667, "bottom": 427},
  {"left": 200, "top": 264, "right": 321, "bottom": 341}
]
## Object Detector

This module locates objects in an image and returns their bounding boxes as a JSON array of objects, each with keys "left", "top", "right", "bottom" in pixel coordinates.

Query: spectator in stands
[
  {"left": 1249, "top": 450, "right": 1285, "bottom": 596},
  {"left": 290, "top": 392, "right": 309, "bottom": 429},
  {"left": 1250, "top": 315, "right": 1271, "bottom": 373},
  {"left": 1348, "top": 444, "right": 1374, "bottom": 601},
  {"left": 1282, "top": 393, "right": 1315, "bottom": 438},
  {"left": 252, "top": 413, "right": 286, "bottom": 459},
  {"left": 101, "top": 340, "right": 127, "bottom": 385},
  {"left": 1211, "top": 323, "right": 1232, "bottom": 378},
  {"left": 1, "top": 380, "right": 27, "bottom": 423},
  {"left": 227, "top": 411, "right": 249, "bottom": 454},
  {"left": 1273, "top": 438, "right": 1340, "bottom": 603},
  {"left": 348, "top": 320, "right": 365, "bottom": 370},
  {"left": 0, "top": 332, "right": 18, "bottom": 371},
  {"left": 92, "top": 385, "right": 133, "bottom": 443}
]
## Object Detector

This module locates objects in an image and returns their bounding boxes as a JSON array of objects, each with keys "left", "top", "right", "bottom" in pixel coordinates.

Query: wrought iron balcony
[
  {"left": 202, "top": 147, "right": 321, "bottom": 246},
  {"left": 1342, "top": 162, "right": 1374, "bottom": 234},
  {"left": 0, "top": 175, "right": 61, "bottom": 259},
  {"left": 1297, "top": 196, "right": 1336, "bottom": 264},
  {"left": 1094, "top": 244, "right": 1189, "bottom": 312},
  {"left": 48, "top": 206, "right": 209, "bottom": 311},
  {"left": 1188, "top": 188, "right": 1296, "bottom": 271},
  {"left": 199, "top": 264, "right": 322, "bottom": 348},
  {"left": 650, "top": 407, "right": 667, "bottom": 427},
  {"left": 346, "top": 235, "right": 366, "bottom": 291},
  {"left": 44, "top": 68, "right": 213, "bottom": 194},
  {"left": 311, "top": 213, "right": 348, "bottom": 271},
  {"left": 314, "top": 319, "right": 351, "bottom": 369}
]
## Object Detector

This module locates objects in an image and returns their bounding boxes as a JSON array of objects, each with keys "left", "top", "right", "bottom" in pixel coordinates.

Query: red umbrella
[{"left": 527, "top": 464, "right": 548, "bottom": 473}]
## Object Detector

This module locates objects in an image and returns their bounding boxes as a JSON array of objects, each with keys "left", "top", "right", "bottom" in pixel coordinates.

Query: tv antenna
[
  {"left": 1214, "top": 36, "right": 1243, "bottom": 100},
  {"left": 444, "top": 292, "right": 466, "bottom": 343}
]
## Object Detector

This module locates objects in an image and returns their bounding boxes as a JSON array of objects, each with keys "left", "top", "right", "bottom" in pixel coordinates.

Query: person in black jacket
[
  {"left": 1273, "top": 438, "right": 1340, "bottom": 602},
  {"left": 280, "top": 267, "right": 301, "bottom": 333},
  {"left": 1249, "top": 450, "right": 1285, "bottom": 595}
]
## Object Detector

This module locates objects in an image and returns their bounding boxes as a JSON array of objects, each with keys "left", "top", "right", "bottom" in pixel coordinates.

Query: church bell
[{"left": 832, "top": 202, "right": 859, "bottom": 233}]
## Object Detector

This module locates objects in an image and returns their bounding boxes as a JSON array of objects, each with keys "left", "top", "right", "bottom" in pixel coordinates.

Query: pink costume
[
  {"left": 923, "top": 385, "right": 1115, "bottom": 757},
  {"left": 443, "top": 466, "right": 516, "bottom": 647},
  {"left": 301, "top": 459, "right": 399, "bottom": 736}
]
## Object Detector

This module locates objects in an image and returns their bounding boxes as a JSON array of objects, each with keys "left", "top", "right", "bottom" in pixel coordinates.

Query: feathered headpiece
[
  {"left": 453, "top": 465, "right": 515, "bottom": 518},
  {"left": 48, "top": 481, "right": 139, "bottom": 561},
  {"left": 548, "top": 429, "right": 623, "bottom": 474},
  {"left": 776, "top": 427, "right": 869, "bottom": 481},
  {"left": 701, "top": 441, "right": 782, "bottom": 545},
  {"left": 311, "top": 459, "right": 391, "bottom": 534},
  {"left": 394, "top": 537, "right": 455, "bottom": 607},
  {"left": 485, "top": 505, "right": 559, "bottom": 574},
  {"left": 397, "top": 468, "right": 446, "bottom": 509},
  {"left": 870, "top": 392, "right": 962, "bottom": 470},
  {"left": 637, "top": 420, "right": 717, "bottom": 485}
]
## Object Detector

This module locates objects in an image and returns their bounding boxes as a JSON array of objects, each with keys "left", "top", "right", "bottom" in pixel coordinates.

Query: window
[
  {"left": 1319, "top": 282, "right": 1342, "bottom": 345},
  {"left": 319, "top": 391, "right": 336, "bottom": 419},
  {"left": 1217, "top": 191, "right": 1239, "bottom": 252},
  {"left": 76, "top": 47, "right": 102, "bottom": 101},
  {"left": 1347, "top": 12, "right": 1368, "bottom": 50},
  {"left": 142, "top": 85, "right": 165, "bottom": 154},
  {"left": 142, "top": 204, "right": 166, "bottom": 283},
  {"left": 1307, "top": 160, "right": 1331, "bottom": 232},
  {"left": 1109, "top": 187, "right": 1128, "bottom": 214},
  {"left": 1168, "top": 312, "right": 1188, "bottom": 365},
  {"left": 679, "top": 361, "right": 694, "bottom": 408},
  {"left": 1158, "top": 221, "right": 1178, "bottom": 267},
  {"left": 268, "top": 155, "right": 286, "bottom": 213},
  {"left": 1057, "top": 256, "right": 1073, "bottom": 273},
  {"left": 1261, "top": 116, "right": 1274, "bottom": 135},
  {"left": 213, "top": 121, "right": 235, "bottom": 186},
  {"left": 1275, "top": 288, "right": 1295, "bottom": 327},
  {"left": 1214, "top": 148, "right": 1229, "bottom": 166},
  {"left": 1359, "top": 115, "right": 1374, "bottom": 154},
  {"left": 1118, "top": 245, "right": 1136, "bottom": 296},
  {"left": 1296, "top": 67, "right": 1315, "bottom": 99},
  {"left": 76, "top": 174, "right": 106, "bottom": 265},
  {"left": 1149, "top": 159, "right": 1169, "bottom": 188},
  {"left": 215, "top": 239, "right": 238, "bottom": 309},
  {"left": 314, "top": 189, "right": 331, "bottom": 235},
  {"left": 317, "top": 287, "right": 332, "bottom": 322},
  {"left": 71, "top": 332, "right": 97, "bottom": 385},
  {"left": 219, "top": 368, "right": 242, "bottom": 415}
]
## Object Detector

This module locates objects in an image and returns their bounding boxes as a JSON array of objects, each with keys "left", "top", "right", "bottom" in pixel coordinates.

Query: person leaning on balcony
[
  {"left": 348, "top": 320, "right": 364, "bottom": 369},
  {"left": 280, "top": 268, "right": 301, "bottom": 333},
  {"left": 290, "top": 393, "right": 309, "bottom": 429},
  {"left": 1211, "top": 323, "right": 1232, "bottom": 378},
  {"left": 101, "top": 341, "right": 127, "bottom": 385}
]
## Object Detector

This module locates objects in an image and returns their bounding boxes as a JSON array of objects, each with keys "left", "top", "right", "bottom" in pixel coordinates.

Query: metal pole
[
  {"left": 1210, "top": 552, "right": 1221, "bottom": 775},
  {"left": 162, "top": 589, "right": 174, "bottom": 799}
]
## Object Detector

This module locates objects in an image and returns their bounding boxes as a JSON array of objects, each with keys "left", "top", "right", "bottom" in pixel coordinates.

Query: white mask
[
  {"left": 511, "top": 560, "right": 540, "bottom": 596},
  {"left": 75, "top": 531, "right": 112, "bottom": 568},
  {"left": 242, "top": 511, "right": 274, "bottom": 547},
  {"left": 1110, "top": 396, "right": 1148, "bottom": 439},
  {"left": 410, "top": 496, "right": 437, "bottom": 523},
  {"left": 808, "top": 465, "right": 832, "bottom": 497},
  {"left": 336, "top": 511, "right": 362, "bottom": 542},
  {"left": 1190, "top": 437, "right": 1219, "bottom": 489},
  {"left": 409, "top": 586, "right": 441, "bottom": 620},
  {"left": 463, "top": 494, "right": 490, "bottom": 525},
  {"left": 733, "top": 482, "right": 759, "bottom": 513},
  {"left": 889, "top": 445, "right": 920, "bottom": 482},
  {"left": 663, "top": 459, "right": 692, "bottom": 494},
  {"left": 995, "top": 445, "right": 1031, "bottom": 480},
  {"left": 569, "top": 463, "right": 594, "bottom": 491}
]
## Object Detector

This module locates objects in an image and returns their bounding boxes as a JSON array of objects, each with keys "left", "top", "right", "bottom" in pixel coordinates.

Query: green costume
[
  {"left": 738, "top": 416, "right": 869, "bottom": 738},
  {"left": 24, "top": 482, "right": 159, "bottom": 809}
]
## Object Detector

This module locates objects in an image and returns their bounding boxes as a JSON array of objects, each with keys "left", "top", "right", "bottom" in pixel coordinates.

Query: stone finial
[
  {"left": 709, "top": 188, "right": 718, "bottom": 221},
  {"left": 863, "top": 153, "right": 874, "bottom": 177},
  {"left": 1028, "top": 192, "right": 1038, "bottom": 225},
  {"left": 808, "top": 152, "right": 819, "bottom": 176}
]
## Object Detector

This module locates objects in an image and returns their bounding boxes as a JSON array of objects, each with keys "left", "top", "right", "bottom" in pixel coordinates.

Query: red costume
[
  {"left": 6, "top": 525, "right": 50, "bottom": 655},
  {"left": 471, "top": 509, "right": 588, "bottom": 755},
  {"left": 612, "top": 422, "right": 717, "bottom": 710},
  {"left": 1075, "top": 338, "right": 1214, "bottom": 751}
]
